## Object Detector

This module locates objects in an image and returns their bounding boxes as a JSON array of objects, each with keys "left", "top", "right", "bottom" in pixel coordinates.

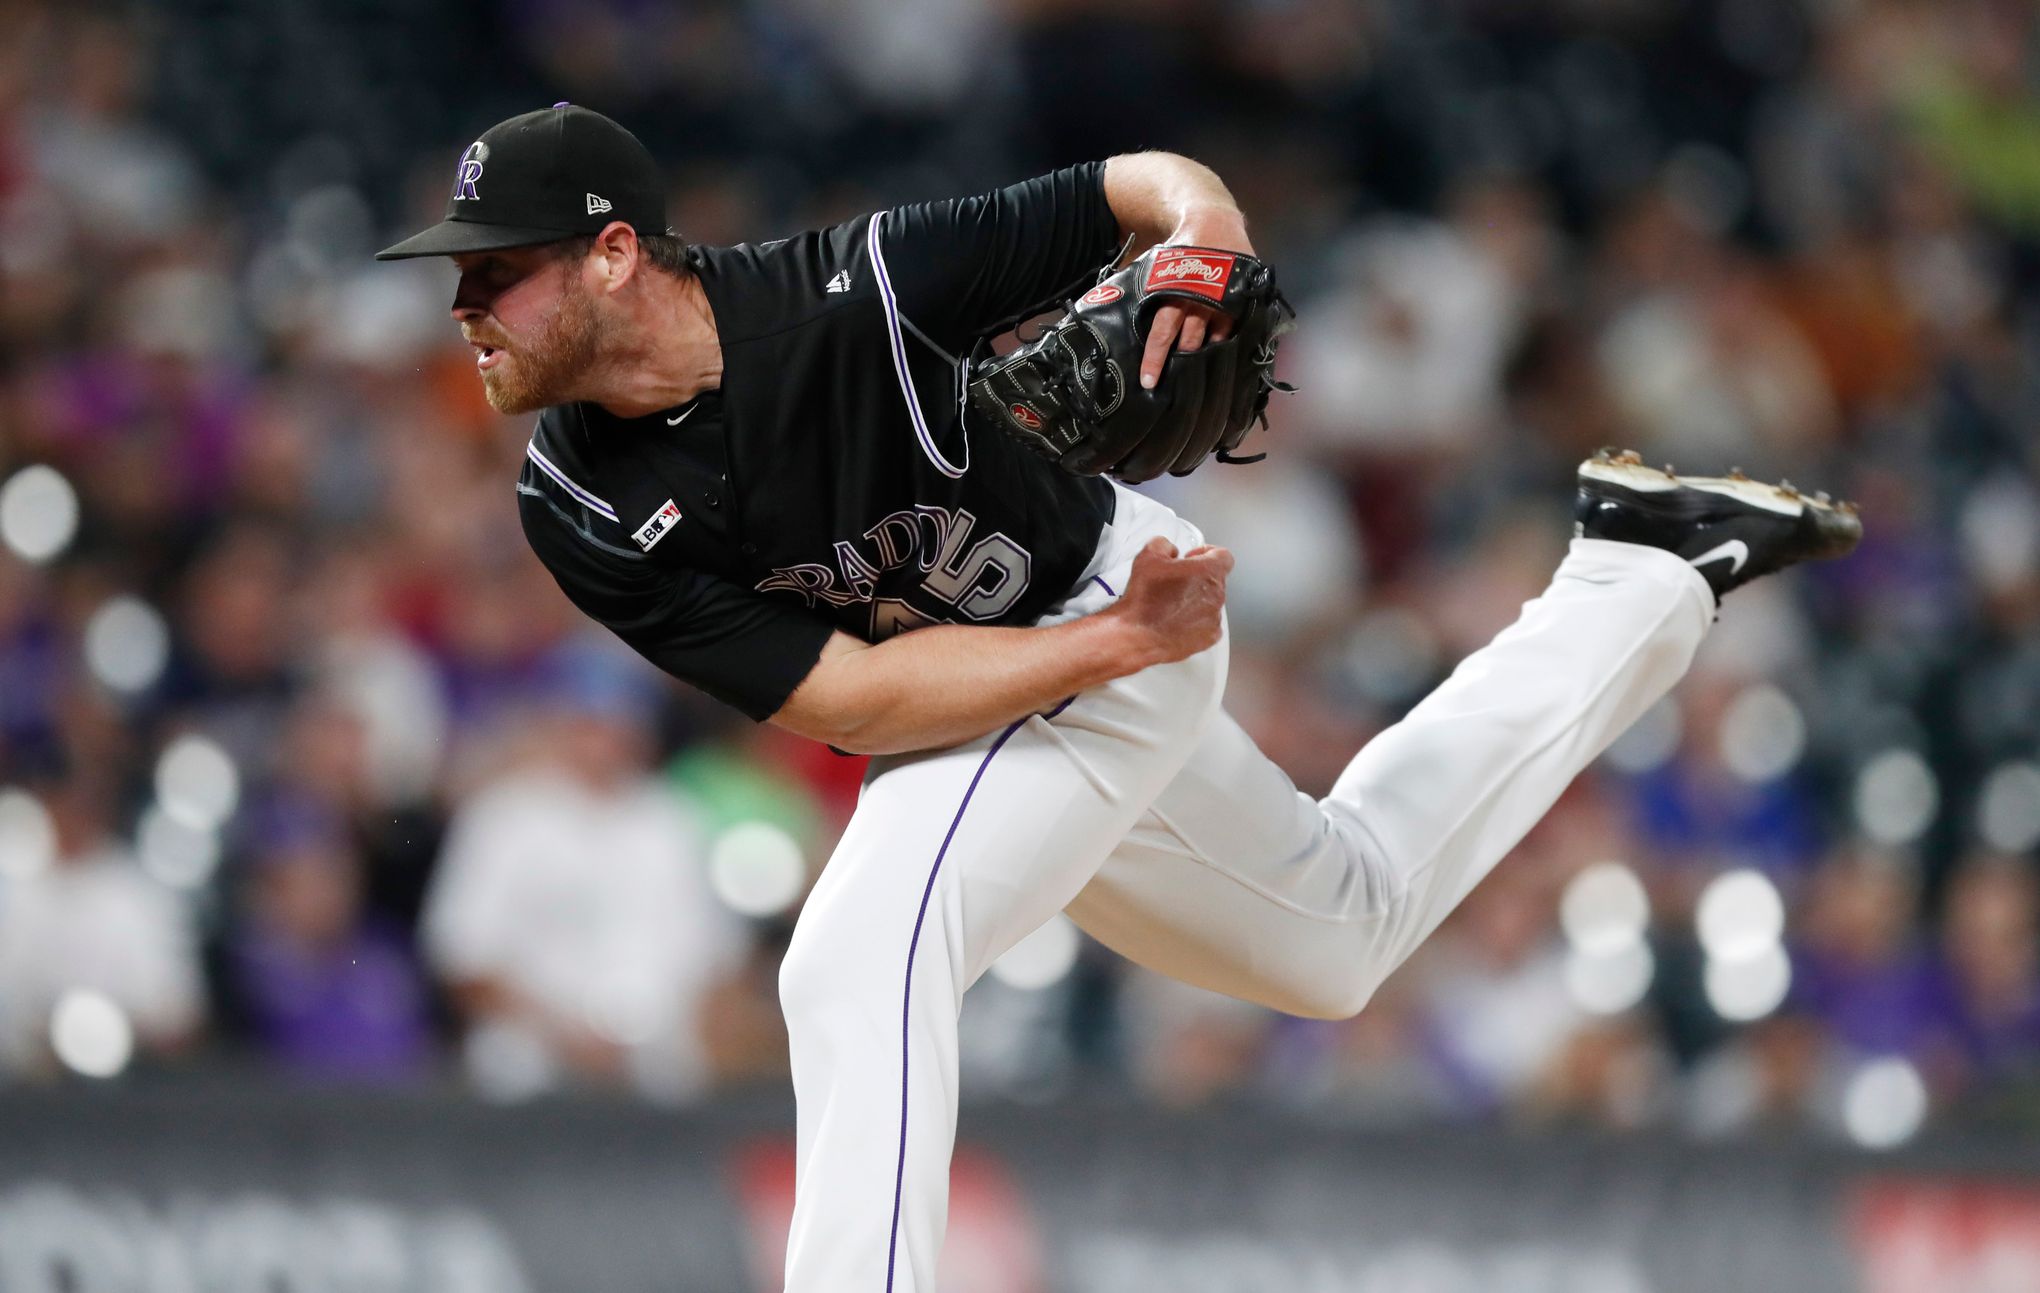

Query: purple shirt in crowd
[{"left": 231, "top": 919, "right": 434, "bottom": 1082}]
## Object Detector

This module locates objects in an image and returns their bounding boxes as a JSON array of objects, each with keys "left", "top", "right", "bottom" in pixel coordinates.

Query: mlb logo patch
[{"left": 634, "top": 499, "right": 683, "bottom": 551}]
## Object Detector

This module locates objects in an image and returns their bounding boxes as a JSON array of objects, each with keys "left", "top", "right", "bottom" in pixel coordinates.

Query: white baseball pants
[{"left": 777, "top": 486, "right": 1714, "bottom": 1291}]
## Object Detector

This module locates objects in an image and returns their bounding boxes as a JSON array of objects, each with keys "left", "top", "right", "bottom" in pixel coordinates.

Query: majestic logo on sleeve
[
  {"left": 633, "top": 499, "right": 683, "bottom": 551},
  {"left": 1144, "top": 248, "right": 1236, "bottom": 302},
  {"left": 755, "top": 505, "right": 1033, "bottom": 637},
  {"left": 453, "top": 141, "right": 488, "bottom": 202}
]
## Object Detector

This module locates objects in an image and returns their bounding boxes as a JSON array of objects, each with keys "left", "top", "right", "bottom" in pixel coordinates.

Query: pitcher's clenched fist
[{"left": 1107, "top": 537, "right": 1233, "bottom": 665}]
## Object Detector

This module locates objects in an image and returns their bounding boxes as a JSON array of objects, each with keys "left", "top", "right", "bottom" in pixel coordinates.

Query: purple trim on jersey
[
  {"left": 867, "top": 212, "right": 969, "bottom": 480},
  {"left": 1045, "top": 695, "right": 1076, "bottom": 719},
  {"left": 887, "top": 716, "right": 1025, "bottom": 1290},
  {"left": 525, "top": 441, "right": 619, "bottom": 522},
  {"left": 1091, "top": 575, "right": 1117, "bottom": 597}
]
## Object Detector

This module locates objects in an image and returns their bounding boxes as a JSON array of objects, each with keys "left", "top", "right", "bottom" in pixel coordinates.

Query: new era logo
[
  {"left": 825, "top": 270, "right": 852, "bottom": 294},
  {"left": 587, "top": 193, "right": 613, "bottom": 215}
]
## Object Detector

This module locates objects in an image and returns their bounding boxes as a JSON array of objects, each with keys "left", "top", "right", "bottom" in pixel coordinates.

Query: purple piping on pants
[{"left": 886, "top": 716, "right": 1027, "bottom": 1291}]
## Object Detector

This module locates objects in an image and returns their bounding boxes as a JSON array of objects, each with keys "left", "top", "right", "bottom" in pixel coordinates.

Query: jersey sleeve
[
  {"left": 875, "top": 161, "right": 1122, "bottom": 350},
  {"left": 519, "top": 492, "right": 836, "bottom": 722}
]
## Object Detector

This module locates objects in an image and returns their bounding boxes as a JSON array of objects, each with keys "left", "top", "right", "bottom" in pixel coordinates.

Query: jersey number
[{"left": 755, "top": 505, "right": 1034, "bottom": 636}]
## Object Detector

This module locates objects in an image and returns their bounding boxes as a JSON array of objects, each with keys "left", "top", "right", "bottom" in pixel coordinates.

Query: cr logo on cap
[{"left": 454, "top": 140, "right": 489, "bottom": 202}]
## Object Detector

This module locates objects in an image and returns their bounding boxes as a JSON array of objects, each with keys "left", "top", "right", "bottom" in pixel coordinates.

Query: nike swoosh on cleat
[{"left": 1689, "top": 539, "right": 1749, "bottom": 574}]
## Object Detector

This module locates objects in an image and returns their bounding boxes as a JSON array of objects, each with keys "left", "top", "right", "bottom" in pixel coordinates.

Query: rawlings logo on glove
[
  {"left": 966, "top": 244, "right": 1294, "bottom": 484},
  {"left": 1144, "top": 249, "right": 1235, "bottom": 300}
]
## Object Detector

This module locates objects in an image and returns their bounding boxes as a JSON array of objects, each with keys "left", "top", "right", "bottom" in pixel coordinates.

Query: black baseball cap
[{"left": 376, "top": 103, "right": 666, "bottom": 260}]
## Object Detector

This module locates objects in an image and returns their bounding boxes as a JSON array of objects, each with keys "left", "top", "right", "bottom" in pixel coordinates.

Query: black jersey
[{"left": 517, "top": 163, "right": 1122, "bottom": 721}]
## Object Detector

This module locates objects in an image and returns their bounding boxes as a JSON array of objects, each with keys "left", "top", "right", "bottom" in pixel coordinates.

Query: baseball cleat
[{"left": 1575, "top": 448, "right": 1862, "bottom": 600}]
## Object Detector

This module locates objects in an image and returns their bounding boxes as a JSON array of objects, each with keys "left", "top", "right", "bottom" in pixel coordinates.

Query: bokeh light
[
  {"left": 707, "top": 821, "right": 806, "bottom": 918},
  {"left": 0, "top": 787, "right": 57, "bottom": 881},
  {"left": 1843, "top": 1057, "right": 1929, "bottom": 1150},
  {"left": 0, "top": 464, "right": 79, "bottom": 563},
  {"left": 1718, "top": 684, "right": 1805, "bottom": 784},
  {"left": 1695, "top": 869, "right": 1786, "bottom": 963},
  {"left": 152, "top": 735, "right": 241, "bottom": 833},
  {"left": 1854, "top": 750, "right": 1939, "bottom": 847},
  {"left": 1703, "top": 945, "right": 1792, "bottom": 1023},
  {"left": 83, "top": 595, "right": 172, "bottom": 695},
  {"left": 1560, "top": 861, "right": 1651, "bottom": 957},
  {"left": 1564, "top": 941, "right": 1655, "bottom": 1017},
  {"left": 1977, "top": 762, "right": 2040, "bottom": 855},
  {"left": 49, "top": 989, "right": 135, "bottom": 1079},
  {"left": 135, "top": 805, "right": 221, "bottom": 890}
]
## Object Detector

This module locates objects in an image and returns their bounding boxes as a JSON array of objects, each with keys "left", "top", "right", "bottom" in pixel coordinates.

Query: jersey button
[
  {"left": 703, "top": 493, "right": 721, "bottom": 509},
  {"left": 741, "top": 542, "right": 757, "bottom": 555}
]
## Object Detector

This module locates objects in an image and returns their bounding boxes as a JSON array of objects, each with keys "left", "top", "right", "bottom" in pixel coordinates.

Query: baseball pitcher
[{"left": 380, "top": 105, "right": 1859, "bottom": 1290}]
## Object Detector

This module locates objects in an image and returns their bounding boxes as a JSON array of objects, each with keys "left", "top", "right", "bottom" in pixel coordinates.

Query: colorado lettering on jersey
[{"left": 755, "top": 505, "right": 1033, "bottom": 636}]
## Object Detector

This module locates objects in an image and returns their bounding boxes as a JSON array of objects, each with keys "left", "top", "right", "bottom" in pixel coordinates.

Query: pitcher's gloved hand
[{"left": 966, "top": 245, "right": 1295, "bottom": 484}]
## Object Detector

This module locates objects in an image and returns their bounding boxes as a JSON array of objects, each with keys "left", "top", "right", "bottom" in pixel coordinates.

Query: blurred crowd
[{"left": 1, "top": 0, "right": 2037, "bottom": 1148}]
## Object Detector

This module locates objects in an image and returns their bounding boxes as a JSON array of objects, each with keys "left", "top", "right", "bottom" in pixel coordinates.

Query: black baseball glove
[{"left": 966, "top": 245, "right": 1295, "bottom": 484}]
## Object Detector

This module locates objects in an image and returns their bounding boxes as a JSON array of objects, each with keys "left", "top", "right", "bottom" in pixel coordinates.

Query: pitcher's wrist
[{"left": 1167, "top": 206, "right": 1252, "bottom": 253}]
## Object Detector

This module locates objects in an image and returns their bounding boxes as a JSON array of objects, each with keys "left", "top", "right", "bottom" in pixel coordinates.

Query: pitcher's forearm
[
  {"left": 1103, "top": 152, "right": 1248, "bottom": 253},
  {"left": 771, "top": 613, "right": 1163, "bottom": 756}
]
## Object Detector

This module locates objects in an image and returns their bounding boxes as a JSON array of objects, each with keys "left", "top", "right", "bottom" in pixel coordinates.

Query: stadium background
[{"left": 2, "top": 0, "right": 2039, "bottom": 1288}]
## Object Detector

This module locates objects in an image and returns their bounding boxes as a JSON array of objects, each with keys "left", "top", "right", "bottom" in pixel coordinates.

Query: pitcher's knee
[
  {"left": 779, "top": 917, "right": 859, "bottom": 1032},
  {"left": 779, "top": 909, "right": 945, "bottom": 1058}
]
